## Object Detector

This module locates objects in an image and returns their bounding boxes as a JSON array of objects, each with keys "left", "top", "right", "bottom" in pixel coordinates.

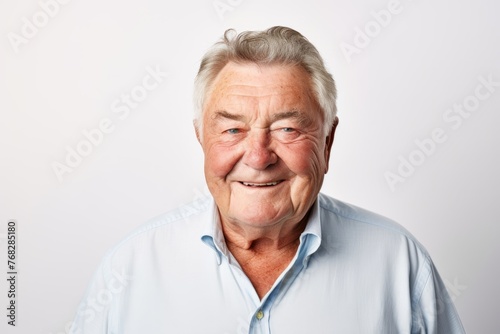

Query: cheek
[
  {"left": 204, "top": 144, "right": 240, "bottom": 178},
  {"left": 279, "top": 141, "right": 325, "bottom": 176}
]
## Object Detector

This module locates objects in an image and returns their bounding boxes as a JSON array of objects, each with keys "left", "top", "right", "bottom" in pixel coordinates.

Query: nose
[{"left": 242, "top": 130, "right": 278, "bottom": 170}]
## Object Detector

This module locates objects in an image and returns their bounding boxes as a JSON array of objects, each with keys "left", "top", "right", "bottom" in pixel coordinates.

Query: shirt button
[{"left": 256, "top": 310, "right": 264, "bottom": 320}]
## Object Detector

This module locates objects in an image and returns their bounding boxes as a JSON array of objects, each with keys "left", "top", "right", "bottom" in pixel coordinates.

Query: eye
[
  {"left": 226, "top": 128, "right": 240, "bottom": 134},
  {"left": 271, "top": 126, "right": 301, "bottom": 142}
]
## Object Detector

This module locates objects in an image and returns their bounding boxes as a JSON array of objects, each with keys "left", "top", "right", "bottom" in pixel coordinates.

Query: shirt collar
[
  {"left": 298, "top": 198, "right": 322, "bottom": 268},
  {"left": 200, "top": 196, "right": 323, "bottom": 266},
  {"left": 200, "top": 199, "right": 227, "bottom": 265}
]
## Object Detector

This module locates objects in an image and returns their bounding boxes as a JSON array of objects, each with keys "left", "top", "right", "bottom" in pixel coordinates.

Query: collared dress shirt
[{"left": 70, "top": 193, "right": 466, "bottom": 333}]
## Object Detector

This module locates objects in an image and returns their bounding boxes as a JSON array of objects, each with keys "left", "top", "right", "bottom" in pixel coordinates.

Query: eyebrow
[
  {"left": 271, "top": 110, "right": 312, "bottom": 127},
  {"left": 271, "top": 109, "right": 313, "bottom": 128},
  {"left": 212, "top": 110, "right": 245, "bottom": 122},
  {"left": 211, "top": 109, "right": 312, "bottom": 126}
]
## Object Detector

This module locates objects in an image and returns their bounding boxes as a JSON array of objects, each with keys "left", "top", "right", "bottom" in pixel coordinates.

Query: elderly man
[{"left": 71, "top": 27, "right": 466, "bottom": 333}]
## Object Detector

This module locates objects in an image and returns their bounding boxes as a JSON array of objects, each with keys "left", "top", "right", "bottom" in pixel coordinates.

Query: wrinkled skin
[{"left": 197, "top": 62, "right": 337, "bottom": 246}]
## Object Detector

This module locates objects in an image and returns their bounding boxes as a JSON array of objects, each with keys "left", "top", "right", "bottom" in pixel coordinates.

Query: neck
[
  {"left": 221, "top": 211, "right": 310, "bottom": 254},
  {"left": 220, "top": 212, "right": 310, "bottom": 300}
]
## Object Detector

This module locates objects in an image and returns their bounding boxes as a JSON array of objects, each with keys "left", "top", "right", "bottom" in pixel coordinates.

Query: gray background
[{"left": 1, "top": 0, "right": 498, "bottom": 332}]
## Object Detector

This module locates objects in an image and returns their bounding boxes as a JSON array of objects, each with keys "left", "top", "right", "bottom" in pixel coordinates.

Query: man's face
[{"left": 198, "top": 62, "right": 334, "bottom": 229}]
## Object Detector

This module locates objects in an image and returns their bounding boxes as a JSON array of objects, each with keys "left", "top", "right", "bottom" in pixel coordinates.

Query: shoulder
[
  {"left": 317, "top": 194, "right": 466, "bottom": 333},
  {"left": 124, "top": 195, "right": 212, "bottom": 239},
  {"left": 99, "top": 195, "right": 213, "bottom": 276},
  {"left": 318, "top": 192, "right": 431, "bottom": 285},
  {"left": 71, "top": 196, "right": 215, "bottom": 332},
  {"left": 317, "top": 192, "right": 432, "bottom": 283},
  {"left": 318, "top": 192, "right": 428, "bottom": 255}
]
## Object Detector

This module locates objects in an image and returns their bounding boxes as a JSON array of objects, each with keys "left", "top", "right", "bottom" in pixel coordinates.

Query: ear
[
  {"left": 324, "top": 116, "right": 339, "bottom": 174},
  {"left": 193, "top": 121, "right": 202, "bottom": 145}
]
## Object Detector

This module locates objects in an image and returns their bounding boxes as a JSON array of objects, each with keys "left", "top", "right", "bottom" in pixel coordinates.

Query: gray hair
[{"left": 193, "top": 26, "right": 337, "bottom": 136}]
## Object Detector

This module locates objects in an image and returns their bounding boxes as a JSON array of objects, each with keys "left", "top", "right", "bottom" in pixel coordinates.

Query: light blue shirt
[{"left": 70, "top": 193, "right": 466, "bottom": 333}]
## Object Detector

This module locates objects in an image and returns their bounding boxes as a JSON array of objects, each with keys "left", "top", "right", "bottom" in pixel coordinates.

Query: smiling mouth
[{"left": 240, "top": 181, "right": 282, "bottom": 187}]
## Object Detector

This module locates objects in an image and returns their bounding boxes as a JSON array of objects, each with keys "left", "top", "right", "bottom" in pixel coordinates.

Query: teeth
[{"left": 242, "top": 181, "right": 279, "bottom": 187}]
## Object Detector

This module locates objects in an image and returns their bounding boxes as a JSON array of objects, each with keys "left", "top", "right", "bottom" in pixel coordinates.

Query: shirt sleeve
[
  {"left": 411, "top": 258, "right": 467, "bottom": 334},
  {"left": 68, "top": 256, "right": 130, "bottom": 334},
  {"left": 68, "top": 265, "right": 111, "bottom": 334}
]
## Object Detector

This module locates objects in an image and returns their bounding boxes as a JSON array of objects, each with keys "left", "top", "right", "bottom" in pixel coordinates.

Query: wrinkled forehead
[
  {"left": 213, "top": 61, "right": 310, "bottom": 85},
  {"left": 203, "top": 62, "right": 318, "bottom": 114}
]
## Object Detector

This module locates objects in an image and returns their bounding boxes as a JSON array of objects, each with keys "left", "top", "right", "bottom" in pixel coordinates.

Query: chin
[
  {"left": 232, "top": 215, "right": 284, "bottom": 228},
  {"left": 230, "top": 204, "right": 291, "bottom": 226}
]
